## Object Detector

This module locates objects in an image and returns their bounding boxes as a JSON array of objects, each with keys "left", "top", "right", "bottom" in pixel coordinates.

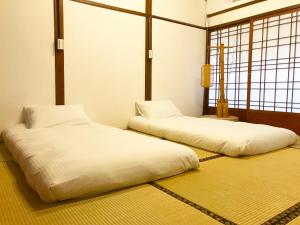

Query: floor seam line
[
  {"left": 199, "top": 155, "right": 225, "bottom": 162},
  {"left": 150, "top": 182, "right": 237, "bottom": 225}
]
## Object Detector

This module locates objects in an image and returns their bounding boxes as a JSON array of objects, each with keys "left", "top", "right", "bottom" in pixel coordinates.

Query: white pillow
[
  {"left": 136, "top": 100, "right": 183, "bottom": 119},
  {"left": 24, "top": 105, "right": 91, "bottom": 128}
]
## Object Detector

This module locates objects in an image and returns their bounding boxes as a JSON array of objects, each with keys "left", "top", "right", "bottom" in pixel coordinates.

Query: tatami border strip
[
  {"left": 262, "top": 202, "right": 300, "bottom": 225},
  {"left": 150, "top": 182, "right": 237, "bottom": 225},
  {"left": 0, "top": 160, "right": 13, "bottom": 163},
  {"left": 199, "top": 154, "right": 224, "bottom": 162}
]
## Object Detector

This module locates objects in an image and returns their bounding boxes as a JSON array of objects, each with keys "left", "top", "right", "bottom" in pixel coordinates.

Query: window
[
  {"left": 208, "top": 23, "right": 250, "bottom": 109},
  {"left": 250, "top": 11, "right": 300, "bottom": 113},
  {"left": 207, "top": 8, "right": 300, "bottom": 113}
]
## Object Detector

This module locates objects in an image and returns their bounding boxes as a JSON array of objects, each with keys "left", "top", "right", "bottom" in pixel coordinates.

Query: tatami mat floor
[
  {"left": 1, "top": 141, "right": 300, "bottom": 225},
  {"left": 155, "top": 148, "right": 300, "bottom": 225},
  {"left": 0, "top": 144, "right": 220, "bottom": 225}
]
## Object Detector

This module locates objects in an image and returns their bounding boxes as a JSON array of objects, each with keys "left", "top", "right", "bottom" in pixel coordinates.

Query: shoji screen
[
  {"left": 208, "top": 23, "right": 250, "bottom": 109},
  {"left": 250, "top": 11, "right": 300, "bottom": 113},
  {"left": 64, "top": 0, "right": 145, "bottom": 128}
]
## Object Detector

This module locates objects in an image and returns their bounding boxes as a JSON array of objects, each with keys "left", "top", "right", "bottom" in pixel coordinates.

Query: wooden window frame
[
  {"left": 204, "top": 7, "right": 300, "bottom": 134},
  {"left": 208, "top": 22, "right": 250, "bottom": 110}
]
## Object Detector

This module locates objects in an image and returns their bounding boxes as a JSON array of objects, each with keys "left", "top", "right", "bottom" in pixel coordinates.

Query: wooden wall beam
[
  {"left": 145, "top": 0, "right": 152, "bottom": 100},
  {"left": 246, "top": 19, "right": 254, "bottom": 112},
  {"left": 152, "top": 15, "right": 206, "bottom": 30},
  {"left": 203, "top": 30, "right": 210, "bottom": 115},
  {"left": 69, "top": 0, "right": 146, "bottom": 17},
  {"left": 54, "top": 0, "right": 65, "bottom": 105},
  {"left": 207, "top": 0, "right": 267, "bottom": 18},
  {"left": 208, "top": 3, "right": 300, "bottom": 30}
]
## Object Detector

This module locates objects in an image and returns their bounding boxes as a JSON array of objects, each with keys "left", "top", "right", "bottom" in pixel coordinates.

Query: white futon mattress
[
  {"left": 128, "top": 116, "right": 298, "bottom": 157},
  {"left": 2, "top": 123, "right": 199, "bottom": 203}
]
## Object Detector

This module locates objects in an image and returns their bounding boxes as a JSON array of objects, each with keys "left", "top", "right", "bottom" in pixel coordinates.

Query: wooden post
[
  {"left": 220, "top": 44, "right": 225, "bottom": 100},
  {"left": 217, "top": 44, "right": 229, "bottom": 117}
]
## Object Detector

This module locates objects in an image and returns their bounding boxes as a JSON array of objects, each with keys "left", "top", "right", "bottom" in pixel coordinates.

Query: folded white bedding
[
  {"left": 2, "top": 123, "right": 199, "bottom": 203},
  {"left": 128, "top": 116, "right": 298, "bottom": 157}
]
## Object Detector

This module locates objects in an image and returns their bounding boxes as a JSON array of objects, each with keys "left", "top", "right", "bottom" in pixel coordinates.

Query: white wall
[
  {"left": 65, "top": 0, "right": 207, "bottom": 123},
  {"left": 152, "top": 20, "right": 206, "bottom": 116},
  {"left": 208, "top": 0, "right": 300, "bottom": 26},
  {"left": 152, "top": 0, "right": 207, "bottom": 116},
  {"left": 64, "top": 0, "right": 145, "bottom": 129},
  {"left": 0, "top": 0, "right": 207, "bottom": 136},
  {"left": 0, "top": 0, "right": 55, "bottom": 138},
  {"left": 153, "top": 0, "right": 207, "bottom": 26}
]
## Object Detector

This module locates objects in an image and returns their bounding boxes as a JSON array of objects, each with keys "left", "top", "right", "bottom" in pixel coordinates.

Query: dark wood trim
[
  {"left": 207, "top": 0, "right": 267, "bottom": 18},
  {"left": 286, "top": 15, "right": 294, "bottom": 112},
  {"left": 69, "top": 0, "right": 146, "bottom": 17},
  {"left": 203, "top": 30, "right": 210, "bottom": 115},
  {"left": 291, "top": 12, "right": 299, "bottom": 112},
  {"left": 54, "top": 0, "right": 65, "bottom": 105},
  {"left": 145, "top": 0, "right": 152, "bottom": 100},
  {"left": 247, "top": 110, "right": 300, "bottom": 134},
  {"left": 203, "top": 88, "right": 210, "bottom": 115},
  {"left": 208, "top": 3, "right": 300, "bottom": 30},
  {"left": 247, "top": 109, "right": 300, "bottom": 118},
  {"left": 205, "top": 106, "right": 300, "bottom": 134},
  {"left": 246, "top": 19, "right": 254, "bottom": 112},
  {"left": 273, "top": 15, "right": 281, "bottom": 111},
  {"left": 199, "top": 155, "right": 224, "bottom": 162},
  {"left": 150, "top": 182, "right": 237, "bottom": 225},
  {"left": 152, "top": 15, "right": 206, "bottom": 30},
  {"left": 253, "top": 4, "right": 300, "bottom": 21}
]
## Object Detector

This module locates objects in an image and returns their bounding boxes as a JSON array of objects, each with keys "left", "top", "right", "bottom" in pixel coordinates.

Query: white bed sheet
[
  {"left": 2, "top": 123, "right": 199, "bottom": 203},
  {"left": 128, "top": 116, "right": 298, "bottom": 157}
]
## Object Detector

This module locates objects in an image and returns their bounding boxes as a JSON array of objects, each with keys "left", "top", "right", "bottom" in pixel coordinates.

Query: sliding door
[
  {"left": 208, "top": 23, "right": 250, "bottom": 110},
  {"left": 205, "top": 8, "right": 300, "bottom": 133},
  {"left": 250, "top": 12, "right": 300, "bottom": 113}
]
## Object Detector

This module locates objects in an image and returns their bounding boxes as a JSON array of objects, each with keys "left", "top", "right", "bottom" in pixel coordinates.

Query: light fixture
[{"left": 201, "top": 64, "right": 214, "bottom": 88}]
